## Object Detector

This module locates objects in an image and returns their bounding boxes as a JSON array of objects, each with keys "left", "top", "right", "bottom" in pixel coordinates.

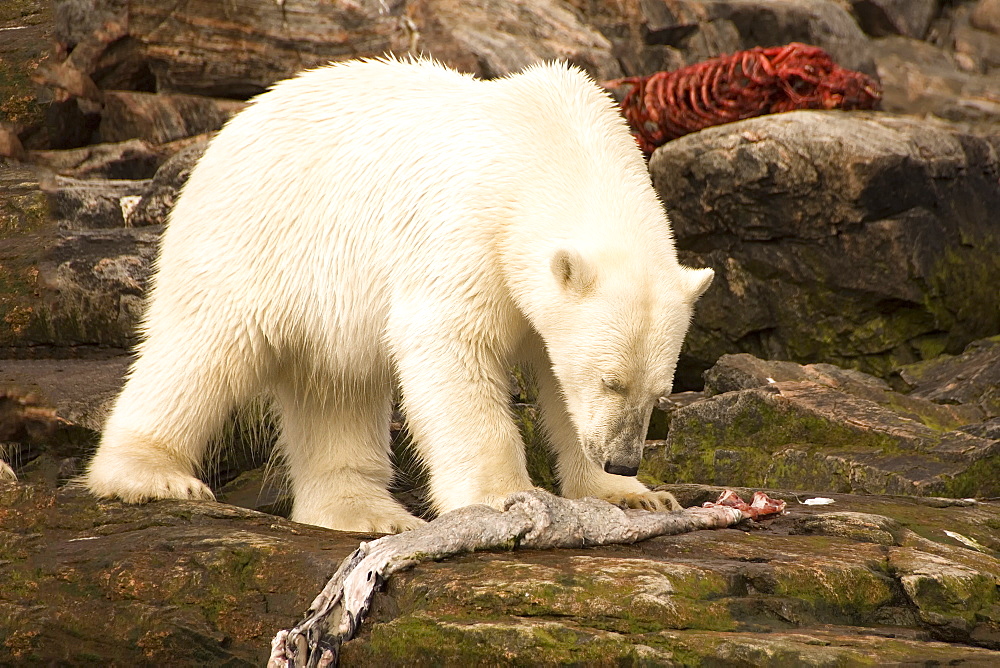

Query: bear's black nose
[{"left": 603, "top": 462, "right": 639, "bottom": 477}]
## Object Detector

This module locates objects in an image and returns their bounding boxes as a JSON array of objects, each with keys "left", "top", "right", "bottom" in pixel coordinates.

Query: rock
[
  {"left": 972, "top": 0, "right": 1000, "bottom": 34},
  {"left": 928, "top": 0, "right": 1000, "bottom": 74},
  {"left": 0, "top": 356, "right": 129, "bottom": 432},
  {"left": 27, "top": 138, "right": 169, "bottom": 179},
  {"left": 680, "top": 0, "right": 873, "bottom": 73},
  {"left": 644, "top": 379, "right": 999, "bottom": 498},
  {"left": 52, "top": 0, "right": 127, "bottom": 50},
  {"left": 98, "top": 91, "right": 244, "bottom": 144},
  {"left": 963, "top": 417, "right": 1000, "bottom": 441},
  {"left": 126, "top": 138, "right": 209, "bottom": 227},
  {"left": 126, "top": 0, "right": 413, "bottom": 97},
  {"left": 649, "top": 110, "right": 1000, "bottom": 385},
  {"left": 704, "top": 353, "right": 986, "bottom": 428},
  {"left": 0, "top": 381, "right": 99, "bottom": 487},
  {"left": 407, "top": 0, "right": 622, "bottom": 79},
  {"left": 0, "top": 160, "right": 48, "bottom": 236},
  {"left": 46, "top": 0, "right": 875, "bottom": 103},
  {"left": 0, "top": 0, "right": 52, "bottom": 149},
  {"left": 0, "top": 355, "right": 278, "bottom": 496},
  {"left": 896, "top": 336, "right": 1000, "bottom": 417},
  {"left": 112, "top": 0, "right": 625, "bottom": 92},
  {"left": 42, "top": 174, "right": 152, "bottom": 229},
  {"left": 341, "top": 485, "right": 1000, "bottom": 661},
  {"left": 0, "top": 124, "right": 25, "bottom": 161},
  {"left": 4, "top": 480, "right": 999, "bottom": 664},
  {"left": 870, "top": 35, "right": 1000, "bottom": 136},
  {"left": 588, "top": 0, "right": 877, "bottom": 82},
  {"left": 0, "top": 227, "right": 159, "bottom": 349},
  {"left": 0, "top": 161, "right": 52, "bottom": 350},
  {"left": 845, "top": 0, "right": 939, "bottom": 38},
  {"left": 704, "top": 353, "right": 890, "bottom": 396},
  {"left": 0, "top": 481, "right": 355, "bottom": 665},
  {"left": 0, "top": 157, "right": 183, "bottom": 350},
  {"left": 952, "top": 20, "right": 1000, "bottom": 73}
]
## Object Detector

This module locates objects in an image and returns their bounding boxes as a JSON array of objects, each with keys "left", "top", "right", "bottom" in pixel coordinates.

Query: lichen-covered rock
[
  {"left": 21, "top": 227, "right": 159, "bottom": 348},
  {"left": 704, "top": 352, "right": 988, "bottom": 429},
  {"left": 339, "top": 484, "right": 1000, "bottom": 663},
  {"left": 0, "top": 482, "right": 356, "bottom": 665},
  {"left": 0, "top": 155, "right": 171, "bottom": 350},
  {"left": 650, "top": 110, "right": 1000, "bottom": 386},
  {"left": 0, "top": 160, "right": 47, "bottom": 237},
  {"left": 645, "top": 380, "right": 999, "bottom": 498},
  {"left": 4, "top": 480, "right": 998, "bottom": 665},
  {"left": 0, "top": 0, "right": 51, "bottom": 149},
  {"left": 896, "top": 335, "right": 1000, "bottom": 418}
]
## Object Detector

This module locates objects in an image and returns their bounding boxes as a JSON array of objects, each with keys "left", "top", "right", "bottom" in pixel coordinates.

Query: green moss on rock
[
  {"left": 341, "top": 614, "right": 673, "bottom": 666},
  {"left": 645, "top": 386, "right": 999, "bottom": 497}
]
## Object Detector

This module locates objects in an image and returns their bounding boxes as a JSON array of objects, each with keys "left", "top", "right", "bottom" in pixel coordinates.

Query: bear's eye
[{"left": 602, "top": 377, "right": 627, "bottom": 394}]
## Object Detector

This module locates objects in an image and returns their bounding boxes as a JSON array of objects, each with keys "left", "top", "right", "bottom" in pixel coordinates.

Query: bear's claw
[
  {"left": 601, "top": 490, "right": 682, "bottom": 512},
  {"left": 86, "top": 466, "right": 216, "bottom": 504}
]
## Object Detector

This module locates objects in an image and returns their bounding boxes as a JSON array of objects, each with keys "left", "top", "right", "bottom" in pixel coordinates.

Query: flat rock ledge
[{"left": 2, "top": 481, "right": 998, "bottom": 665}]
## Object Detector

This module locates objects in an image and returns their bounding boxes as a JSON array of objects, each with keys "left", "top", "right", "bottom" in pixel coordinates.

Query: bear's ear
[
  {"left": 684, "top": 267, "right": 714, "bottom": 301},
  {"left": 551, "top": 249, "right": 596, "bottom": 296}
]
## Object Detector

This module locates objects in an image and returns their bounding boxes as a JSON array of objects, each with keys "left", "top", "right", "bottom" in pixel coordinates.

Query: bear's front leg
[
  {"left": 392, "top": 335, "right": 536, "bottom": 515},
  {"left": 525, "top": 339, "right": 681, "bottom": 513}
]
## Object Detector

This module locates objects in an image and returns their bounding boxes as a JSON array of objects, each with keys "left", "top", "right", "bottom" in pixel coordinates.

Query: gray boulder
[
  {"left": 649, "top": 110, "right": 1000, "bottom": 386},
  {"left": 636, "top": 0, "right": 875, "bottom": 73}
]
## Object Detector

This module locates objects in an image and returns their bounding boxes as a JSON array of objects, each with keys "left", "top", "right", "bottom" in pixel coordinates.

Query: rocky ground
[{"left": 1, "top": 0, "right": 999, "bottom": 665}]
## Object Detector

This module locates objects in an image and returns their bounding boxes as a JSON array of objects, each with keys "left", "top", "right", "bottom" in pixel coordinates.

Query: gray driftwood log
[{"left": 268, "top": 489, "right": 754, "bottom": 667}]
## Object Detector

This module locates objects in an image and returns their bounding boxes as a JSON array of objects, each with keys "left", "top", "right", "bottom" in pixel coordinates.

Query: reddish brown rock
[{"left": 98, "top": 91, "right": 244, "bottom": 144}]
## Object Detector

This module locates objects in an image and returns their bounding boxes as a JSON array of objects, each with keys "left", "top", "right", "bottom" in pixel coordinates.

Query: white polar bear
[{"left": 85, "top": 57, "right": 713, "bottom": 533}]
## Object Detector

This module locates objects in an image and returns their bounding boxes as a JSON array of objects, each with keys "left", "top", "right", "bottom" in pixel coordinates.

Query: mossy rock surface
[
  {"left": 341, "top": 484, "right": 1000, "bottom": 664},
  {"left": 644, "top": 377, "right": 999, "bottom": 499},
  {"left": 4, "top": 480, "right": 1000, "bottom": 665}
]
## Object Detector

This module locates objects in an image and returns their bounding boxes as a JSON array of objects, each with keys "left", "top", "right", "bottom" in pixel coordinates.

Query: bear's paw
[
  {"left": 290, "top": 498, "right": 427, "bottom": 534},
  {"left": 85, "top": 456, "right": 216, "bottom": 504}
]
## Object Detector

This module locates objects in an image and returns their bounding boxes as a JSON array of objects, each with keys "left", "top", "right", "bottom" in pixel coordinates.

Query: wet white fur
[{"left": 85, "top": 57, "right": 713, "bottom": 532}]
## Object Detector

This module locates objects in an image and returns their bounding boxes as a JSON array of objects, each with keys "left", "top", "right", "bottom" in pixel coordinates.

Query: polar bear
[{"left": 85, "top": 57, "right": 713, "bottom": 532}]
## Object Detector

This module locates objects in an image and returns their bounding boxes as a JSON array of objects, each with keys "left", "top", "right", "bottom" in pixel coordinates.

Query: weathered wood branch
[{"left": 268, "top": 489, "right": 754, "bottom": 667}]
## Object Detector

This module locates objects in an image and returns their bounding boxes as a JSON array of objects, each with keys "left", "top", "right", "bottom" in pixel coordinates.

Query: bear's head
[{"left": 541, "top": 248, "right": 713, "bottom": 477}]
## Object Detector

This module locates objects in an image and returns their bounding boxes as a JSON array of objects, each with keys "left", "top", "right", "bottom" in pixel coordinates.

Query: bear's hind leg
[
  {"left": 85, "top": 335, "right": 252, "bottom": 504},
  {"left": 277, "top": 380, "right": 423, "bottom": 533}
]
